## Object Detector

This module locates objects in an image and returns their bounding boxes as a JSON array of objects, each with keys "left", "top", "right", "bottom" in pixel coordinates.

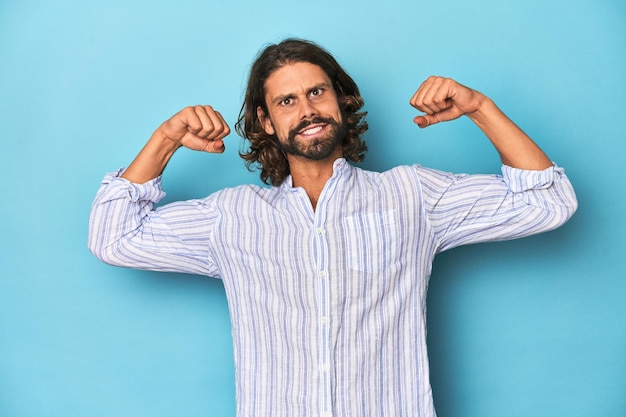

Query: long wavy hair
[{"left": 236, "top": 38, "right": 368, "bottom": 186}]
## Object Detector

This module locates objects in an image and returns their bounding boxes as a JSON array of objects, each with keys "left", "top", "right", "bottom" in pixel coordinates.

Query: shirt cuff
[
  {"left": 101, "top": 168, "right": 166, "bottom": 203},
  {"left": 501, "top": 163, "right": 560, "bottom": 193}
]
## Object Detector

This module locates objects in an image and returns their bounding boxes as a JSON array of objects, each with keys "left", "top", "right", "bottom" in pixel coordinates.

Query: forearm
[
  {"left": 121, "top": 129, "right": 181, "bottom": 184},
  {"left": 120, "top": 105, "right": 230, "bottom": 183},
  {"left": 468, "top": 98, "right": 552, "bottom": 170}
]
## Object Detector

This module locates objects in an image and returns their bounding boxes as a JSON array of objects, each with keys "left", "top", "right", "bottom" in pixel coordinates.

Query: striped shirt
[{"left": 88, "top": 158, "right": 577, "bottom": 417}]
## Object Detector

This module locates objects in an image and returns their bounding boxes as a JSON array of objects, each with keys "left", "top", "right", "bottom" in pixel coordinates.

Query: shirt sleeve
[
  {"left": 87, "top": 169, "right": 221, "bottom": 278},
  {"left": 415, "top": 163, "right": 578, "bottom": 253}
]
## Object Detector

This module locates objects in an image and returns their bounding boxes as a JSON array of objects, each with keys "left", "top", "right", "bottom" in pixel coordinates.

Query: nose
[{"left": 298, "top": 98, "right": 318, "bottom": 120}]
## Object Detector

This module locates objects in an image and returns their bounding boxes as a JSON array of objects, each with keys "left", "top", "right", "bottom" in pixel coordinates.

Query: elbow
[
  {"left": 561, "top": 186, "right": 579, "bottom": 225},
  {"left": 566, "top": 195, "right": 579, "bottom": 221},
  {"left": 555, "top": 171, "right": 578, "bottom": 226},
  {"left": 544, "top": 178, "right": 578, "bottom": 230},
  {"left": 548, "top": 192, "right": 578, "bottom": 231},
  {"left": 87, "top": 232, "right": 127, "bottom": 268},
  {"left": 87, "top": 241, "right": 118, "bottom": 267}
]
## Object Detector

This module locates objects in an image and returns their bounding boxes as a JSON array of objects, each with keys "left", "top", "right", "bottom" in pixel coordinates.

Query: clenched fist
[
  {"left": 159, "top": 105, "right": 231, "bottom": 153},
  {"left": 410, "top": 76, "right": 484, "bottom": 128}
]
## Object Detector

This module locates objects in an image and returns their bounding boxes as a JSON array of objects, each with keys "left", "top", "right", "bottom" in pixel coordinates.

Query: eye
[
  {"left": 310, "top": 87, "right": 324, "bottom": 98},
  {"left": 279, "top": 97, "right": 293, "bottom": 106}
]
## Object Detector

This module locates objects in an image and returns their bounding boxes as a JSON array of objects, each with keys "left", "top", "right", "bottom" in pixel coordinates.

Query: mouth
[{"left": 298, "top": 123, "right": 327, "bottom": 137}]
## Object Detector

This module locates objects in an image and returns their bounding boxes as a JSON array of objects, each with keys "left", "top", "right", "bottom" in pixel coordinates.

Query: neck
[{"left": 287, "top": 152, "right": 342, "bottom": 210}]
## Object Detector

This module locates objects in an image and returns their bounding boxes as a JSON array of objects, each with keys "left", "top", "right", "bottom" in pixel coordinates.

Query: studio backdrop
[{"left": 1, "top": 1, "right": 624, "bottom": 416}]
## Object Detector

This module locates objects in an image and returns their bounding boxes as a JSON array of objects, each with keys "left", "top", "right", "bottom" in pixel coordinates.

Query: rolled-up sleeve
[
  {"left": 87, "top": 169, "right": 221, "bottom": 277},
  {"left": 417, "top": 163, "right": 578, "bottom": 252}
]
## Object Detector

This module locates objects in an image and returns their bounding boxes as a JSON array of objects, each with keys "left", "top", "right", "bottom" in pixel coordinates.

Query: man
[{"left": 88, "top": 39, "right": 577, "bottom": 417}]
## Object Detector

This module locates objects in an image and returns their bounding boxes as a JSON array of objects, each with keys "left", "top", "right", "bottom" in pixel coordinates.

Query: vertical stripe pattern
[{"left": 88, "top": 159, "right": 577, "bottom": 417}]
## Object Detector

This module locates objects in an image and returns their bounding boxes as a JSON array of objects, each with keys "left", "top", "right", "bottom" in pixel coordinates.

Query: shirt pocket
[{"left": 343, "top": 210, "right": 399, "bottom": 272}]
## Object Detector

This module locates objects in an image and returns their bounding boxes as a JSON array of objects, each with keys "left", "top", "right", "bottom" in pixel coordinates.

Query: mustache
[{"left": 288, "top": 116, "right": 338, "bottom": 139}]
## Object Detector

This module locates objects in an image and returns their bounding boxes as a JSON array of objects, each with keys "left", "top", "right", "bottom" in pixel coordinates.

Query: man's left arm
[
  {"left": 410, "top": 76, "right": 577, "bottom": 251},
  {"left": 410, "top": 76, "right": 552, "bottom": 170}
]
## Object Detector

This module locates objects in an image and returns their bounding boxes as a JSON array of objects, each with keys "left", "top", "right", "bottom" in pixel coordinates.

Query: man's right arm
[
  {"left": 87, "top": 105, "right": 230, "bottom": 276},
  {"left": 122, "top": 105, "right": 231, "bottom": 183}
]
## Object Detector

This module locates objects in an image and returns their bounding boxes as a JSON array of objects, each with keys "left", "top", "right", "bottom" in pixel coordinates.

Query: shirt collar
[{"left": 280, "top": 157, "right": 350, "bottom": 192}]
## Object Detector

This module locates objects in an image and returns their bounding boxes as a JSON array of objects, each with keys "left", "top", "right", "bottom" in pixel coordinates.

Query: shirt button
[
  {"left": 323, "top": 413, "right": 332, "bottom": 417},
  {"left": 315, "top": 227, "right": 324, "bottom": 234},
  {"left": 321, "top": 316, "right": 329, "bottom": 325},
  {"left": 319, "top": 271, "right": 327, "bottom": 278},
  {"left": 321, "top": 364, "right": 329, "bottom": 372}
]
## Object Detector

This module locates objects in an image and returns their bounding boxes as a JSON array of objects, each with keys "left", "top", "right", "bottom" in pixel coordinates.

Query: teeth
[{"left": 302, "top": 125, "right": 323, "bottom": 135}]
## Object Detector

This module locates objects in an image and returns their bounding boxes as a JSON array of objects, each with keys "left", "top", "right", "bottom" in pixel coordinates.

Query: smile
[{"left": 299, "top": 124, "right": 327, "bottom": 137}]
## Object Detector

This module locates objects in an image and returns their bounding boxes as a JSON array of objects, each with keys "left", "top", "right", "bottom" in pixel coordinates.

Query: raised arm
[
  {"left": 410, "top": 76, "right": 552, "bottom": 170},
  {"left": 122, "top": 105, "right": 231, "bottom": 183},
  {"left": 88, "top": 105, "right": 231, "bottom": 274}
]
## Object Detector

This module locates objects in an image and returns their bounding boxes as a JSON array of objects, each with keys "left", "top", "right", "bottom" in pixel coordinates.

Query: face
[{"left": 258, "top": 62, "right": 346, "bottom": 162}]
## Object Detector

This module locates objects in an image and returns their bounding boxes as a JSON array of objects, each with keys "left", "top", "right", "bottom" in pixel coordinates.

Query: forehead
[{"left": 264, "top": 62, "right": 332, "bottom": 98}]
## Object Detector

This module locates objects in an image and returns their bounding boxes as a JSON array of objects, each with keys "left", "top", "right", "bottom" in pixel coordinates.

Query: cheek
[
  {"left": 273, "top": 115, "right": 296, "bottom": 137},
  {"left": 324, "top": 101, "right": 344, "bottom": 122}
]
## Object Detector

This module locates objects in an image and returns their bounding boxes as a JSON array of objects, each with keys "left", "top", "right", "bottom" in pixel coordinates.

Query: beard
[{"left": 278, "top": 116, "right": 347, "bottom": 161}]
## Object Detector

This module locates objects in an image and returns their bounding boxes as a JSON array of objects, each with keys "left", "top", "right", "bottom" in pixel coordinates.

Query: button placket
[{"left": 313, "top": 213, "right": 333, "bottom": 416}]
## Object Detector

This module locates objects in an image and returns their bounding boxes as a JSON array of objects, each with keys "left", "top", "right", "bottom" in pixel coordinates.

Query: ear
[{"left": 256, "top": 106, "right": 275, "bottom": 135}]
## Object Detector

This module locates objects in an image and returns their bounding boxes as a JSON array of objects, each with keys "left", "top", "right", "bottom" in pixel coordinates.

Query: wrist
[
  {"left": 121, "top": 130, "right": 181, "bottom": 184},
  {"left": 154, "top": 128, "right": 183, "bottom": 153},
  {"left": 466, "top": 95, "right": 496, "bottom": 125}
]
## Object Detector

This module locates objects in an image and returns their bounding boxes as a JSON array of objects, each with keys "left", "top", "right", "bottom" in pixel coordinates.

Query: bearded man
[{"left": 89, "top": 38, "right": 577, "bottom": 417}]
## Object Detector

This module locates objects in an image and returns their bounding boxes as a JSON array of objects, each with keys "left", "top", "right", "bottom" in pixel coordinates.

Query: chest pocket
[{"left": 343, "top": 210, "right": 400, "bottom": 272}]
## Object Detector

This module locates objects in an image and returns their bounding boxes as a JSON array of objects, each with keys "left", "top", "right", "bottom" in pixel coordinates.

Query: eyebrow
[{"left": 270, "top": 82, "right": 333, "bottom": 105}]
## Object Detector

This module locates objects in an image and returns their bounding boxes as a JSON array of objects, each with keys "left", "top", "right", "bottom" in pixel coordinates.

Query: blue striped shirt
[{"left": 88, "top": 158, "right": 577, "bottom": 417}]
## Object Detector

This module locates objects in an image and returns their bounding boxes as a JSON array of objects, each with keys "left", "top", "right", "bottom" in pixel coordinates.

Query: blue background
[{"left": 1, "top": 1, "right": 624, "bottom": 416}]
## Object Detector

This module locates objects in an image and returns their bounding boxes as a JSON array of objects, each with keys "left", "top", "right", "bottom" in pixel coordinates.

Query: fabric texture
[{"left": 88, "top": 158, "right": 577, "bottom": 417}]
